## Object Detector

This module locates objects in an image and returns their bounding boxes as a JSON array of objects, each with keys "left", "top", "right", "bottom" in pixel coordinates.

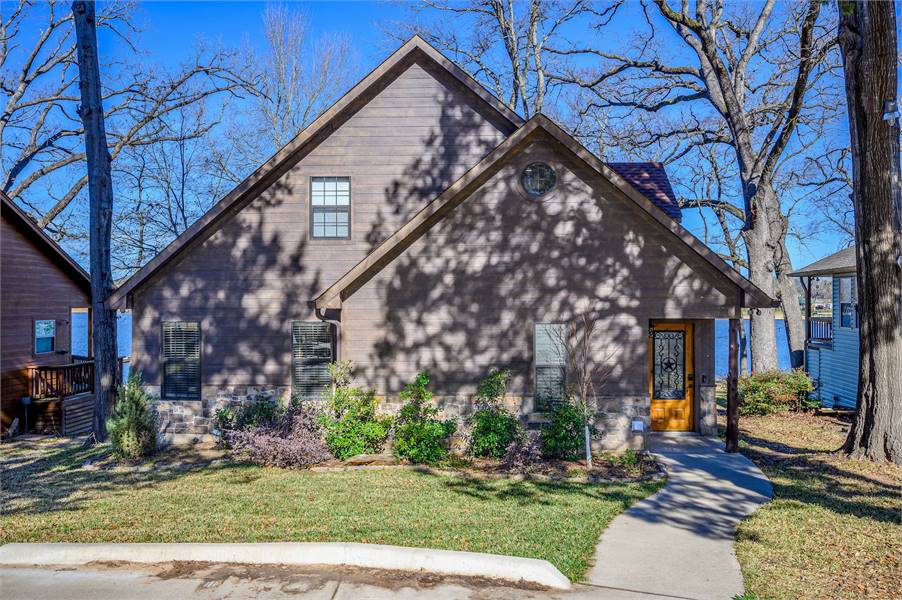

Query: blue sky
[{"left": 60, "top": 2, "right": 867, "bottom": 267}]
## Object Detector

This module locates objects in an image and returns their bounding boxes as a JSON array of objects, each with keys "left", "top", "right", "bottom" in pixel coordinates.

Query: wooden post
[
  {"left": 805, "top": 276, "right": 812, "bottom": 343},
  {"left": 726, "top": 317, "right": 740, "bottom": 453}
]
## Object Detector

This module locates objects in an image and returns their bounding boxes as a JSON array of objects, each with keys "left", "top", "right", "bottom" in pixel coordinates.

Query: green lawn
[
  {"left": 0, "top": 437, "right": 659, "bottom": 581},
  {"left": 716, "top": 390, "right": 902, "bottom": 599}
]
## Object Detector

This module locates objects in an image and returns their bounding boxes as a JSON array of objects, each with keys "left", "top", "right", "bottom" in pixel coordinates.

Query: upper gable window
[
  {"left": 310, "top": 176, "right": 350, "bottom": 239},
  {"left": 521, "top": 162, "right": 556, "bottom": 197}
]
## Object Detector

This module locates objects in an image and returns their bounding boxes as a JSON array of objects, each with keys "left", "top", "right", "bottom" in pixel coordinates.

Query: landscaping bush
[
  {"left": 476, "top": 368, "right": 511, "bottom": 402},
  {"left": 501, "top": 430, "right": 543, "bottom": 472},
  {"left": 469, "top": 368, "right": 519, "bottom": 458},
  {"left": 214, "top": 399, "right": 279, "bottom": 432},
  {"left": 225, "top": 404, "right": 331, "bottom": 468},
  {"left": 393, "top": 372, "right": 456, "bottom": 464},
  {"left": 320, "top": 361, "right": 391, "bottom": 460},
  {"left": 540, "top": 402, "right": 593, "bottom": 460},
  {"left": 738, "top": 369, "right": 815, "bottom": 416},
  {"left": 107, "top": 372, "right": 156, "bottom": 460},
  {"left": 469, "top": 405, "right": 520, "bottom": 458}
]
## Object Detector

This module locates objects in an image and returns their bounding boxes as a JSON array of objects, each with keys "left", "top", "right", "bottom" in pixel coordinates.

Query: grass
[
  {"left": 716, "top": 387, "right": 901, "bottom": 600},
  {"left": 0, "top": 437, "right": 660, "bottom": 581}
]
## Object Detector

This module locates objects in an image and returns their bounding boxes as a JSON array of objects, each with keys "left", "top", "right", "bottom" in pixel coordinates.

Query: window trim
[
  {"left": 533, "top": 322, "right": 567, "bottom": 411},
  {"left": 33, "top": 318, "right": 57, "bottom": 355},
  {"left": 291, "top": 320, "right": 335, "bottom": 400},
  {"left": 161, "top": 320, "right": 202, "bottom": 400},
  {"left": 309, "top": 176, "right": 352, "bottom": 241},
  {"left": 838, "top": 275, "right": 858, "bottom": 329}
]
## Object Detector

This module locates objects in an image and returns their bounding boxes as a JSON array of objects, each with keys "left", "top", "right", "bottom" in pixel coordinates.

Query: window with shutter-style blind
[
  {"left": 162, "top": 321, "right": 201, "bottom": 399},
  {"left": 534, "top": 323, "right": 566, "bottom": 410},
  {"left": 292, "top": 322, "right": 333, "bottom": 399}
]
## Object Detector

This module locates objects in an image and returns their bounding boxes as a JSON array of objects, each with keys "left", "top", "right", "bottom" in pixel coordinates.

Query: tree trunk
[
  {"left": 838, "top": 0, "right": 902, "bottom": 464},
  {"left": 73, "top": 0, "right": 117, "bottom": 442},
  {"left": 743, "top": 224, "right": 779, "bottom": 372},
  {"left": 738, "top": 321, "right": 748, "bottom": 376},
  {"left": 774, "top": 240, "right": 806, "bottom": 369}
]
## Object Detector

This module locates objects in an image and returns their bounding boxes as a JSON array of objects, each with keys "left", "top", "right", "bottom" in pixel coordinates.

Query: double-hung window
[
  {"left": 534, "top": 323, "right": 567, "bottom": 410},
  {"left": 310, "top": 176, "right": 350, "bottom": 239},
  {"left": 839, "top": 276, "right": 858, "bottom": 329},
  {"left": 292, "top": 322, "right": 334, "bottom": 399},
  {"left": 34, "top": 320, "right": 56, "bottom": 354},
  {"left": 162, "top": 321, "right": 201, "bottom": 399}
]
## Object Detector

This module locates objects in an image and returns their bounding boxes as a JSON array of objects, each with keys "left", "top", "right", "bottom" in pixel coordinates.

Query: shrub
[
  {"left": 469, "top": 406, "right": 520, "bottom": 458},
  {"left": 393, "top": 372, "right": 457, "bottom": 464},
  {"left": 540, "top": 402, "right": 593, "bottom": 460},
  {"left": 214, "top": 399, "right": 279, "bottom": 432},
  {"left": 476, "top": 368, "right": 512, "bottom": 403},
  {"left": 225, "top": 404, "right": 331, "bottom": 468},
  {"left": 107, "top": 372, "right": 156, "bottom": 460},
  {"left": 739, "top": 369, "right": 815, "bottom": 416},
  {"left": 501, "top": 430, "right": 543, "bottom": 472},
  {"left": 320, "top": 362, "right": 391, "bottom": 460}
]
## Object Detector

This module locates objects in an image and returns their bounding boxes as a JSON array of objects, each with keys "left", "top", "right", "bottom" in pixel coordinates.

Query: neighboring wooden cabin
[
  {"left": 791, "top": 247, "right": 859, "bottom": 409},
  {"left": 1, "top": 192, "right": 94, "bottom": 435},
  {"left": 110, "top": 37, "right": 774, "bottom": 448}
]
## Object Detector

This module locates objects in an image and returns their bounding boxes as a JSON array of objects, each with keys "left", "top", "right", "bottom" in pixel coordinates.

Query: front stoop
[{"left": 155, "top": 400, "right": 216, "bottom": 446}]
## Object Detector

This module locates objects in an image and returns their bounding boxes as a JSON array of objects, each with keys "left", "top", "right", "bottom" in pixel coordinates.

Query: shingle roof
[
  {"left": 790, "top": 246, "right": 857, "bottom": 277},
  {"left": 606, "top": 162, "right": 681, "bottom": 220}
]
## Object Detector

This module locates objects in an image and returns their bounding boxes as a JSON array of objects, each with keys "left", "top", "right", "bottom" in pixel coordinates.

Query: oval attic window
[{"left": 521, "top": 162, "right": 556, "bottom": 197}]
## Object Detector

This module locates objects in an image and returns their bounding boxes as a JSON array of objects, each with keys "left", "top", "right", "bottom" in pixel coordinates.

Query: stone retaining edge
[{"left": 0, "top": 542, "right": 571, "bottom": 590}]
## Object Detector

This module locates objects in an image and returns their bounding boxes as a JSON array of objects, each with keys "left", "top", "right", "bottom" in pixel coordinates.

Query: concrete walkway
[{"left": 587, "top": 435, "right": 772, "bottom": 600}]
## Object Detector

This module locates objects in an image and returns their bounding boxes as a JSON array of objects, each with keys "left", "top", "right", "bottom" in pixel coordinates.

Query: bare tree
[
  {"left": 552, "top": 313, "right": 617, "bottom": 467},
  {"left": 2, "top": 0, "right": 251, "bottom": 239},
  {"left": 212, "top": 4, "right": 352, "bottom": 183},
  {"left": 553, "top": 0, "right": 839, "bottom": 372},
  {"left": 837, "top": 0, "right": 902, "bottom": 464},
  {"left": 395, "top": 0, "right": 612, "bottom": 119},
  {"left": 72, "top": 0, "right": 115, "bottom": 442}
]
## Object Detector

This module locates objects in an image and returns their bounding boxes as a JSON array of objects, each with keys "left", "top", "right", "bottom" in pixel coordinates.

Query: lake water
[
  {"left": 714, "top": 319, "right": 791, "bottom": 377},
  {"left": 74, "top": 313, "right": 787, "bottom": 382}
]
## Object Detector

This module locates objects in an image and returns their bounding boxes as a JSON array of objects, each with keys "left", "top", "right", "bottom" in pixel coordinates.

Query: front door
[{"left": 649, "top": 322, "right": 694, "bottom": 432}]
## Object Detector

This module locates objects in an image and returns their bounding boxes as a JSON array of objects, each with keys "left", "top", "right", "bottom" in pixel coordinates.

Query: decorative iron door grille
[{"left": 652, "top": 330, "right": 685, "bottom": 399}]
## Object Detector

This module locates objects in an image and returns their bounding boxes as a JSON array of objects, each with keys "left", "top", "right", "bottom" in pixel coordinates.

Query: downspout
[{"left": 315, "top": 306, "right": 341, "bottom": 362}]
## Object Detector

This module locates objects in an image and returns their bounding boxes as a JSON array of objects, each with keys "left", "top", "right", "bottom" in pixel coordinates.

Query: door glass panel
[{"left": 653, "top": 330, "right": 685, "bottom": 399}]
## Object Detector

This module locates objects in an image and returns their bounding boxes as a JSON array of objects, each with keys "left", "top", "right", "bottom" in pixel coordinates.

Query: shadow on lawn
[
  {"left": 0, "top": 437, "right": 238, "bottom": 517},
  {"left": 739, "top": 433, "right": 901, "bottom": 525}
]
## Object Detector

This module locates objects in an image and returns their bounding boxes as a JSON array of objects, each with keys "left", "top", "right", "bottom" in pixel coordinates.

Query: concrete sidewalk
[{"left": 588, "top": 435, "right": 772, "bottom": 600}]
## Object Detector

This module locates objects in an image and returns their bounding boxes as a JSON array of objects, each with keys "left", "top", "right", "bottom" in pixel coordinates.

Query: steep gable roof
[
  {"left": 111, "top": 36, "right": 694, "bottom": 308},
  {"left": 314, "top": 115, "right": 775, "bottom": 310},
  {"left": 109, "top": 35, "right": 523, "bottom": 308},
  {"left": 1, "top": 191, "right": 91, "bottom": 293}
]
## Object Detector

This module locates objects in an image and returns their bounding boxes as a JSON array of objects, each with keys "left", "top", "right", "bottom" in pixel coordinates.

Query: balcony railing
[
  {"left": 31, "top": 361, "right": 94, "bottom": 399},
  {"left": 809, "top": 317, "right": 833, "bottom": 344}
]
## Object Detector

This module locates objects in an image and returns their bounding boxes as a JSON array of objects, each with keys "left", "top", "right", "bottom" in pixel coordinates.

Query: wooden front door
[{"left": 649, "top": 322, "right": 694, "bottom": 432}]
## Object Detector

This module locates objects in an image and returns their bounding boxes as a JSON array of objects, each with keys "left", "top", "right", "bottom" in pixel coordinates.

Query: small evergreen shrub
[
  {"left": 225, "top": 404, "right": 331, "bottom": 468},
  {"left": 469, "top": 368, "right": 519, "bottom": 458},
  {"left": 738, "top": 369, "right": 815, "bottom": 416},
  {"left": 214, "top": 399, "right": 279, "bottom": 432},
  {"left": 320, "top": 361, "right": 391, "bottom": 460},
  {"left": 476, "top": 368, "right": 511, "bottom": 403},
  {"left": 393, "top": 372, "right": 457, "bottom": 464},
  {"left": 469, "top": 406, "right": 520, "bottom": 458},
  {"left": 107, "top": 372, "right": 157, "bottom": 460},
  {"left": 501, "top": 430, "right": 543, "bottom": 472},
  {"left": 540, "top": 402, "right": 593, "bottom": 460}
]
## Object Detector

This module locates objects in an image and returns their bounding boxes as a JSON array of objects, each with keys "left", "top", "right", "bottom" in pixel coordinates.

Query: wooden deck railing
[
  {"left": 809, "top": 317, "right": 833, "bottom": 343},
  {"left": 31, "top": 361, "right": 94, "bottom": 399}
]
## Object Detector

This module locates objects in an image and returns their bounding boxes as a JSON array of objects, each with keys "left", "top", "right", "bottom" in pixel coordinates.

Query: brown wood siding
[
  {"left": 131, "top": 57, "right": 511, "bottom": 388},
  {"left": 1, "top": 214, "right": 91, "bottom": 428},
  {"left": 341, "top": 139, "right": 738, "bottom": 397}
]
